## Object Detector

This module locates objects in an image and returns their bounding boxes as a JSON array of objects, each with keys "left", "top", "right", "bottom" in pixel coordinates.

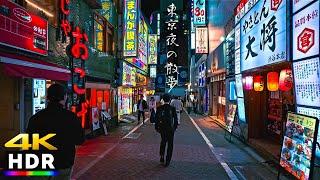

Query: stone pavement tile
[{"left": 73, "top": 111, "right": 230, "bottom": 179}]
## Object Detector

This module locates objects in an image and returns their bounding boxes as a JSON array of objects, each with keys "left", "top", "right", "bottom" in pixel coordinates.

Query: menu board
[
  {"left": 293, "top": 58, "right": 320, "bottom": 107},
  {"left": 235, "top": 74, "right": 244, "bottom": 98},
  {"left": 33, "top": 79, "right": 46, "bottom": 115},
  {"left": 280, "top": 112, "right": 318, "bottom": 180},
  {"left": 226, "top": 104, "right": 237, "bottom": 133},
  {"left": 297, "top": 106, "right": 320, "bottom": 164}
]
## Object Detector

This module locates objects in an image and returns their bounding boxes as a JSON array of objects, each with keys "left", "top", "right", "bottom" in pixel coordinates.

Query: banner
[{"left": 193, "top": 0, "right": 206, "bottom": 25}]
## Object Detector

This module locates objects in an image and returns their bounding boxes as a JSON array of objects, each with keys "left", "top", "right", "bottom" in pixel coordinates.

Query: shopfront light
[
  {"left": 26, "top": 0, "right": 54, "bottom": 17},
  {"left": 279, "top": 69, "right": 293, "bottom": 91},
  {"left": 244, "top": 76, "right": 253, "bottom": 90},
  {"left": 267, "top": 72, "right": 279, "bottom": 91},
  {"left": 253, "top": 75, "right": 264, "bottom": 92}
]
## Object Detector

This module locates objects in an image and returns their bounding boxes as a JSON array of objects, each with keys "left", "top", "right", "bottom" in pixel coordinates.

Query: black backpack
[{"left": 158, "top": 105, "right": 174, "bottom": 130}]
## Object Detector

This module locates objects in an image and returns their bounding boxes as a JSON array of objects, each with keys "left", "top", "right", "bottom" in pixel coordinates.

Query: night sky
[{"left": 140, "top": 0, "right": 160, "bottom": 19}]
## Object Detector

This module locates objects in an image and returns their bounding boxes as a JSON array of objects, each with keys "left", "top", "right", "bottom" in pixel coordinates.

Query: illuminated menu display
[
  {"left": 280, "top": 112, "right": 318, "bottom": 180},
  {"left": 293, "top": 58, "right": 320, "bottom": 107},
  {"left": 138, "top": 15, "right": 148, "bottom": 67},
  {"left": 123, "top": 0, "right": 138, "bottom": 57},
  {"left": 122, "top": 62, "right": 136, "bottom": 86},
  {"left": 148, "top": 34, "right": 157, "bottom": 64},
  {"left": 297, "top": 106, "right": 320, "bottom": 164},
  {"left": 235, "top": 74, "right": 244, "bottom": 98}
]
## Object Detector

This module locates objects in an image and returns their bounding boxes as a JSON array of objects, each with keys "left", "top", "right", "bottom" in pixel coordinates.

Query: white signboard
[
  {"left": 191, "top": 32, "right": 195, "bottom": 49},
  {"left": 293, "top": 0, "right": 319, "bottom": 61},
  {"left": 235, "top": 49, "right": 241, "bottom": 74},
  {"left": 240, "top": 0, "right": 287, "bottom": 72},
  {"left": 235, "top": 24, "right": 241, "bottom": 50},
  {"left": 293, "top": 57, "right": 320, "bottom": 107},
  {"left": 292, "top": 0, "right": 314, "bottom": 14},
  {"left": 195, "top": 27, "right": 208, "bottom": 54},
  {"left": 150, "top": 66, "right": 157, "bottom": 78}
]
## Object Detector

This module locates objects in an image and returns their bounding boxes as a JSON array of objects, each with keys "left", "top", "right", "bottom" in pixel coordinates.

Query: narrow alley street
[{"left": 72, "top": 111, "right": 280, "bottom": 180}]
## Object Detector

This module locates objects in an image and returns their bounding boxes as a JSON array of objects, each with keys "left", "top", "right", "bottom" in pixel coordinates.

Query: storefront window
[{"left": 106, "top": 23, "right": 114, "bottom": 55}]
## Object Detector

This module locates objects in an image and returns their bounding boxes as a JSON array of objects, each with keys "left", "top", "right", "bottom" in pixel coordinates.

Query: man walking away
[
  {"left": 170, "top": 96, "right": 183, "bottom": 125},
  {"left": 137, "top": 94, "right": 148, "bottom": 124},
  {"left": 27, "top": 84, "right": 85, "bottom": 180},
  {"left": 149, "top": 97, "right": 157, "bottom": 124},
  {"left": 155, "top": 94, "right": 178, "bottom": 167}
]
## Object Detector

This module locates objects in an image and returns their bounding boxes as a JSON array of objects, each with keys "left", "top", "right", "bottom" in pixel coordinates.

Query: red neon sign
[{"left": 71, "top": 27, "right": 89, "bottom": 60}]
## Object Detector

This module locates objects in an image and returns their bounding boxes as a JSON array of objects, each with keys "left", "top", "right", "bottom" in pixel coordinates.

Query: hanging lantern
[
  {"left": 267, "top": 72, "right": 279, "bottom": 91},
  {"left": 254, "top": 75, "right": 264, "bottom": 91},
  {"left": 244, "top": 76, "right": 253, "bottom": 90},
  {"left": 279, "top": 69, "right": 293, "bottom": 91}
]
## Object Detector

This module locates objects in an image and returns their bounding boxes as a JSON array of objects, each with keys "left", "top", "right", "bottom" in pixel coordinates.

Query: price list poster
[{"left": 292, "top": 0, "right": 320, "bottom": 165}]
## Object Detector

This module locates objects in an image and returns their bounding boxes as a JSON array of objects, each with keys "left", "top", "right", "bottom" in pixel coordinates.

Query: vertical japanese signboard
[
  {"left": 292, "top": 1, "right": 319, "bottom": 61},
  {"left": 148, "top": 34, "right": 158, "bottom": 64},
  {"left": 193, "top": 0, "right": 206, "bottom": 25},
  {"left": 124, "top": 0, "right": 138, "bottom": 57},
  {"left": 138, "top": 14, "right": 148, "bottom": 69},
  {"left": 195, "top": 27, "right": 208, "bottom": 54},
  {"left": 280, "top": 112, "right": 318, "bottom": 180},
  {"left": 165, "top": 3, "right": 180, "bottom": 92},
  {"left": 0, "top": 0, "right": 48, "bottom": 55},
  {"left": 59, "top": 0, "right": 89, "bottom": 128},
  {"left": 240, "top": 0, "right": 287, "bottom": 72}
]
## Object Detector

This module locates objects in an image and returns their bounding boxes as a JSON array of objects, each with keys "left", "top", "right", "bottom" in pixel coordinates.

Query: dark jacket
[
  {"left": 137, "top": 99, "right": 148, "bottom": 111},
  {"left": 155, "top": 104, "right": 178, "bottom": 131},
  {"left": 26, "top": 102, "right": 85, "bottom": 169}
]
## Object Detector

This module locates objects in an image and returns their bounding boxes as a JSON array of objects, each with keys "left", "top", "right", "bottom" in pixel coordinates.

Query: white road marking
[
  {"left": 72, "top": 118, "right": 149, "bottom": 179},
  {"left": 187, "top": 113, "right": 239, "bottom": 180},
  {"left": 122, "top": 118, "right": 149, "bottom": 139}
]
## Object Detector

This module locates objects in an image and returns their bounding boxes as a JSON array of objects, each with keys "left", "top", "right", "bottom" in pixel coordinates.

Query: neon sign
[
  {"left": 123, "top": 0, "right": 138, "bottom": 57},
  {"left": 148, "top": 34, "right": 158, "bottom": 64}
]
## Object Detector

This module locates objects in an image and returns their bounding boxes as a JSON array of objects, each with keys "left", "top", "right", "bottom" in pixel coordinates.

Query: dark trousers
[
  {"left": 138, "top": 110, "right": 145, "bottom": 124},
  {"left": 187, "top": 107, "right": 191, "bottom": 114},
  {"left": 150, "top": 109, "right": 156, "bottom": 123},
  {"left": 160, "top": 130, "right": 174, "bottom": 162}
]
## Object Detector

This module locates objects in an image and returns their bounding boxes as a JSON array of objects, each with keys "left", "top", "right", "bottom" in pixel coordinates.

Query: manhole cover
[{"left": 124, "top": 133, "right": 141, "bottom": 139}]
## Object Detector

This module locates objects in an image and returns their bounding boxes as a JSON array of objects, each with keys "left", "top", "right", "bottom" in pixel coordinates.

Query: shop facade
[{"left": 233, "top": 0, "right": 292, "bottom": 159}]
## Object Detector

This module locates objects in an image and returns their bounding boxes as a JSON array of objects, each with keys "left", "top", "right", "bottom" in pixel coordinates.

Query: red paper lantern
[
  {"left": 244, "top": 76, "right": 253, "bottom": 90},
  {"left": 267, "top": 72, "right": 279, "bottom": 91},
  {"left": 279, "top": 69, "right": 293, "bottom": 91},
  {"left": 254, "top": 75, "right": 264, "bottom": 91}
]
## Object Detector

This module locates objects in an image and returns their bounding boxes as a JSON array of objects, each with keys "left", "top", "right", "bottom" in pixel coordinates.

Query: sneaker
[{"left": 160, "top": 156, "right": 164, "bottom": 163}]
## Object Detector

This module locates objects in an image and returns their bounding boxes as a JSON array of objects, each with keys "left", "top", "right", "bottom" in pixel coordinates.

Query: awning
[{"left": 0, "top": 54, "right": 70, "bottom": 81}]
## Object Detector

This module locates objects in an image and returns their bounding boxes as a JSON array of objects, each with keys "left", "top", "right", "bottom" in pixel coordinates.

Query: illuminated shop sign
[
  {"left": 292, "top": 1, "right": 319, "bottom": 61},
  {"left": 138, "top": 14, "right": 148, "bottom": 66},
  {"left": 101, "top": 0, "right": 113, "bottom": 23},
  {"left": 193, "top": 0, "right": 206, "bottom": 25},
  {"left": 122, "top": 62, "right": 136, "bottom": 86},
  {"left": 198, "top": 62, "right": 206, "bottom": 87},
  {"left": 235, "top": 74, "right": 244, "bottom": 98},
  {"left": 235, "top": 0, "right": 259, "bottom": 24},
  {"left": 293, "top": 58, "right": 320, "bottom": 108},
  {"left": 60, "top": 0, "right": 89, "bottom": 128},
  {"left": 292, "top": 0, "right": 314, "bottom": 14},
  {"left": 148, "top": 34, "right": 157, "bottom": 64},
  {"left": 126, "top": 57, "right": 147, "bottom": 73},
  {"left": 240, "top": 0, "right": 287, "bottom": 72},
  {"left": 123, "top": 0, "right": 138, "bottom": 57},
  {"left": 150, "top": 65, "right": 157, "bottom": 78},
  {"left": 237, "top": 98, "right": 246, "bottom": 122},
  {"left": 195, "top": 27, "right": 208, "bottom": 54},
  {"left": 0, "top": 0, "right": 48, "bottom": 55}
]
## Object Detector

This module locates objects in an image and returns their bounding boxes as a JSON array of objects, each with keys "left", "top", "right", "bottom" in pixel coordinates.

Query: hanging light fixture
[
  {"left": 244, "top": 76, "right": 253, "bottom": 90},
  {"left": 254, "top": 75, "right": 264, "bottom": 91},
  {"left": 279, "top": 69, "right": 293, "bottom": 91},
  {"left": 267, "top": 72, "right": 279, "bottom": 91}
]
